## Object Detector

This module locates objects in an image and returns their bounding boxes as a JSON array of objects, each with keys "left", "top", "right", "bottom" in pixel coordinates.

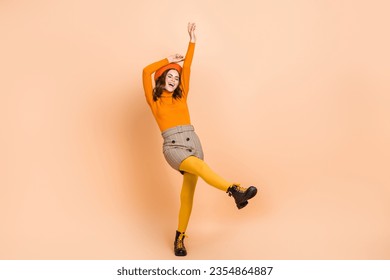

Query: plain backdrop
[{"left": 1, "top": 0, "right": 389, "bottom": 259}]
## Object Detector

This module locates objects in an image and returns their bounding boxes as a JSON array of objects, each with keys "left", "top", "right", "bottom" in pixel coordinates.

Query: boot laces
[
  {"left": 234, "top": 184, "right": 247, "bottom": 193},
  {"left": 227, "top": 184, "right": 246, "bottom": 196},
  {"left": 176, "top": 233, "right": 187, "bottom": 249}
]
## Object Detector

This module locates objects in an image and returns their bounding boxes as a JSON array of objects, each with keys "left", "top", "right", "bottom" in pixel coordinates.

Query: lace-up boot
[
  {"left": 174, "top": 230, "right": 187, "bottom": 256},
  {"left": 227, "top": 184, "right": 257, "bottom": 209}
]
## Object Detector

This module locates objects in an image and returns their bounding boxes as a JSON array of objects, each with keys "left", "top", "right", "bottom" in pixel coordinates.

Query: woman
[{"left": 142, "top": 22, "right": 258, "bottom": 256}]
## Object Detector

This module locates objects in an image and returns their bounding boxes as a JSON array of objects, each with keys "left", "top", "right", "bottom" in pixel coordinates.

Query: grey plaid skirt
[{"left": 162, "top": 125, "right": 204, "bottom": 172}]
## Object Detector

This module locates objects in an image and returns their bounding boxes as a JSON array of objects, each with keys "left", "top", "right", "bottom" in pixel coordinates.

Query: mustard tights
[{"left": 177, "top": 156, "right": 233, "bottom": 233}]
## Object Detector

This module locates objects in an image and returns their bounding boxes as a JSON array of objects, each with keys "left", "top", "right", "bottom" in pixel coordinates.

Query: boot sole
[
  {"left": 174, "top": 246, "right": 187, "bottom": 256},
  {"left": 237, "top": 200, "right": 248, "bottom": 209},
  {"left": 175, "top": 251, "right": 187, "bottom": 256}
]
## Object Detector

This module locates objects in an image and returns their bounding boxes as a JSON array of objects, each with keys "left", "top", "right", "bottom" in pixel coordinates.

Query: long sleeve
[
  {"left": 142, "top": 58, "right": 169, "bottom": 106},
  {"left": 181, "top": 42, "right": 195, "bottom": 98}
]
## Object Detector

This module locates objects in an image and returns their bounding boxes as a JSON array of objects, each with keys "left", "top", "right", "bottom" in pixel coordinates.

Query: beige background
[{"left": 1, "top": 0, "right": 389, "bottom": 259}]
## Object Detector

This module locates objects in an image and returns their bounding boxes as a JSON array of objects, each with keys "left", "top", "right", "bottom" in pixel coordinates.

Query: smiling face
[{"left": 164, "top": 69, "right": 180, "bottom": 92}]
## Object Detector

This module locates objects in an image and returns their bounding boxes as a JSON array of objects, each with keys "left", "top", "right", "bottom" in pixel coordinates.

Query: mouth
[{"left": 168, "top": 83, "right": 175, "bottom": 87}]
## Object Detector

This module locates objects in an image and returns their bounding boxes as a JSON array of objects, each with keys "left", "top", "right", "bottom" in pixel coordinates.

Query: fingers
[
  {"left": 188, "top": 22, "right": 196, "bottom": 43},
  {"left": 188, "top": 22, "right": 196, "bottom": 32},
  {"left": 171, "top": 54, "right": 184, "bottom": 62},
  {"left": 168, "top": 53, "right": 184, "bottom": 63}
]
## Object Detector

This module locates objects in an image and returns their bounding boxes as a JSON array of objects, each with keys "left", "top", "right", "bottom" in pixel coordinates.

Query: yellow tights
[{"left": 177, "top": 156, "right": 232, "bottom": 232}]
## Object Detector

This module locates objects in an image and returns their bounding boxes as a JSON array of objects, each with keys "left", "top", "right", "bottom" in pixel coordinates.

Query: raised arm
[
  {"left": 142, "top": 23, "right": 196, "bottom": 104},
  {"left": 142, "top": 53, "right": 184, "bottom": 106},
  {"left": 142, "top": 59, "right": 167, "bottom": 106},
  {"left": 181, "top": 23, "right": 196, "bottom": 96}
]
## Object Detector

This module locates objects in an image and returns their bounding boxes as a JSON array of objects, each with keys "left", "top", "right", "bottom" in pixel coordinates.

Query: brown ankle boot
[
  {"left": 174, "top": 231, "right": 187, "bottom": 256},
  {"left": 227, "top": 184, "right": 257, "bottom": 209}
]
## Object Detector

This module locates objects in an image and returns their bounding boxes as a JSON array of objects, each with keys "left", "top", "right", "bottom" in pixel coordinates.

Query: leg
[
  {"left": 174, "top": 172, "right": 198, "bottom": 257},
  {"left": 179, "top": 156, "right": 258, "bottom": 209},
  {"left": 179, "top": 156, "right": 231, "bottom": 192},
  {"left": 178, "top": 172, "right": 198, "bottom": 233}
]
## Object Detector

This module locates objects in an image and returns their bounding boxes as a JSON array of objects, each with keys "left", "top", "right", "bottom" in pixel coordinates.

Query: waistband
[{"left": 161, "top": 125, "right": 195, "bottom": 138}]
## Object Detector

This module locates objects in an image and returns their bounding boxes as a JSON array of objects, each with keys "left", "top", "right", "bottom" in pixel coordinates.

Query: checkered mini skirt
[{"left": 162, "top": 125, "right": 204, "bottom": 172}]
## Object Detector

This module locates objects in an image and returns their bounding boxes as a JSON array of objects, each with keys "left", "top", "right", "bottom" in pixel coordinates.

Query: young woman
[{"left": 142, "top": 22, "right": 258, "bottom": 256}]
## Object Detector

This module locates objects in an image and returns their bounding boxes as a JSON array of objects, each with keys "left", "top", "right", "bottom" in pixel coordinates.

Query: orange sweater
[{"left": 142, "top": 43, "right": 195, "bottom": 132}]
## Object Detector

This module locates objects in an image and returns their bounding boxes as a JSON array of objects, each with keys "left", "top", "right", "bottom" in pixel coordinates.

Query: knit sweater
[{"left": 142, "top": 42, "right": 195, "bottom": 132}]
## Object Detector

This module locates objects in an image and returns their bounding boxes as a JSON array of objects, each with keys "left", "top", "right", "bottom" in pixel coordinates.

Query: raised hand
[
  {"left": 167, "top": 53, "right": 184, "bottom": 63},
  {"left": 188, "top": 22, "right": 196, "bottom": 43}
]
